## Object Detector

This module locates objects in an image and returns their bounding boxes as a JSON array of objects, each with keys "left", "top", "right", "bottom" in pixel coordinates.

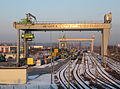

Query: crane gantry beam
[
  {"left": 58, "top": 38, "right": 95, "bottom": 52},
  {"left": 13, "top": 23, "right": 111, "bottom": 31},
  {"left": 58, "top": 38, "right": 94, "bottom": 41},
  {"left": 13, "top": 13, "right": 112, "bottom": 67}
]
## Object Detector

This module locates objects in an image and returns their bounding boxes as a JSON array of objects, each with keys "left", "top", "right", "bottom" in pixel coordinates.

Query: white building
[{"left": 0, "top": 46, "right": 17, "bottom": 53}]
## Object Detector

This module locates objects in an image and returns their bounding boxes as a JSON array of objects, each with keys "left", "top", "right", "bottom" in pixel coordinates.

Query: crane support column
[
  {"left": 24, "top": 38, "right": 27, "bottom": 60},
  {"left": 59, "top": 42, "right": 61, "bottom": 49},
  {"left": 101, "top": 29, "right": 110, "bottom": 66},
  {"left": 23, "top": 31, "right": 29, "bottom": 65},
  {"left": 91, "top": 40, "right": 94, "bottom": 52},
  {"left": 16, "top": 29, "right": 20, "bottom": 67}
]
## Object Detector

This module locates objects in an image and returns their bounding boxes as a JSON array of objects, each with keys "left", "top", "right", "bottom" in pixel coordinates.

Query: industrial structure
[
  {"left": 58, "top": 35, "right": 95, "bottom": 52},
  {"left": 0, "top": 45, "right": 17, "bottom": 53},
  {"left": 13, "top": 13, "right": 112, "bottom": 66}
]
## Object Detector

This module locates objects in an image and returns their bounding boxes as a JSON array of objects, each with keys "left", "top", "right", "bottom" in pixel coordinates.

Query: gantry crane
[
  {"left": 58, "top": 35, "right": 95, "bottom": 52},
  {"left": 13, "top": 13, "right": 112, "bottom": 67}
]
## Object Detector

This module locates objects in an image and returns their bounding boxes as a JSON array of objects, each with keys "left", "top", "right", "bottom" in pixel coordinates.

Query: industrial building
[{"left": 0, "top": 46, "right": 17, "bottom": 53}]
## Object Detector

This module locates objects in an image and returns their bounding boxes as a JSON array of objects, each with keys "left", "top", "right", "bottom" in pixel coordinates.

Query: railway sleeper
[{"left": 105, "top": 66, "right": 120, "bottom": 82}]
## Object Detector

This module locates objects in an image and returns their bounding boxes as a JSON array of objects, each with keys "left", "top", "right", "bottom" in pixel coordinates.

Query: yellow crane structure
[
  {"left": 13, "top": 13, "right": 112, "bottom": 67},
  {"left": 58, "top": 36, "right": 95, "bottom": 52}
]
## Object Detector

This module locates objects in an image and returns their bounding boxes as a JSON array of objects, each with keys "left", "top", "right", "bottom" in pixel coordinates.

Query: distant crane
[{"left": 58, "top": 35, "right": 95, "bottom": 52}]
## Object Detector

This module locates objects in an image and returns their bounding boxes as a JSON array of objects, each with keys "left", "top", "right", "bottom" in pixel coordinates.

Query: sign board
[{"left": 54, "top": 49, "right": 59, "bottom": 53}]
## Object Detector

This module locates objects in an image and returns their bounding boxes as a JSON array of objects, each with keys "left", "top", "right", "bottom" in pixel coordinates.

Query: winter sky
[{"left": 0, "top": 0, "right": 120, "bottom": 45}]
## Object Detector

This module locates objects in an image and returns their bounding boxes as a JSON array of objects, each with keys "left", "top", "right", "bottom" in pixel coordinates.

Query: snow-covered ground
[
  {"left": 0, "top": 59, "right": 61, "bottom": 89},
  {"left": 0, "top": 72, "right": 58, "bottom": 89},
  {"left": 88, "top": 54, "right": 120, "bottom": 88},
  {"left": 1, "top": 58, "right": 68, "bottom": 88},
  {"left": 28, "top": 74, "right": 51, "bottom": 84},
  {"left": 85, "top": 54, "right": 116, "bottom": 89}
]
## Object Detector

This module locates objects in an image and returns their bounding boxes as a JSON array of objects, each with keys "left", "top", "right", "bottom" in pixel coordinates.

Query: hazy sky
[{"left": 0, "top": 0, "right": 120, "bottom": 45}]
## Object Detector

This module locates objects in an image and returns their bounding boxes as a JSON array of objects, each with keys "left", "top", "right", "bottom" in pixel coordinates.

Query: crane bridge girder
[
  {"left": 58, "top": 38, "right": 95, "bottom": 52},
  {"left": 13, "top": 14, "right": 112, "bottom": 67},
  {"left": 13, "top": 23, "right": 111, "bottom": 31}
]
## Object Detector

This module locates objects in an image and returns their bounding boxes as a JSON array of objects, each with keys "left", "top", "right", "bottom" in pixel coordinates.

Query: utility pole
[
  {"left": 95, "top": 61, "right": 97, "bottom": 84},
  {"left": 50, "top": 31, "right": 53, "bottom": 84},
  {"left": 68, "top": 59, "right": 71, "bottom": 89},
  {"left": 83, "top": 53, "right": 86, "bottom": 75},
  {"left": 53, "top": 56, "right": 54, "bottom": 83},
  {"left": 51, "top": 53, "right": 55, "bottom": 84},
  {"left": 51, "top": 55, "right": 53, "bottom": 84}
]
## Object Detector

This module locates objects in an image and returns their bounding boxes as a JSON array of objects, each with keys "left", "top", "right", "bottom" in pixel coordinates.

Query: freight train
[{"left": 40, "top": 56, "right": 61, "bottom": 65}]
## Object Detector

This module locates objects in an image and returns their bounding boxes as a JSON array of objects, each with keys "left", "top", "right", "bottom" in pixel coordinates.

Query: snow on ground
[
  {"left": 79, "top": 57, "right": 85, "bottom": 75},
  {"left": 91, "top": 55, "right": 120, "bottom": 88},
  {"left": 0, "top": 60, "right": 61, "bottom": 89},
  {"left": 28, "top": 75, "right": 39, "bottom": 80},
  {"left": 0, "top": 73, "right": 58, "bottom": 89},
  {"left": 28, "top": 73, "right": 51, "bottom": 84},
  {"left": 85, "top": 54, "right": 117, "bottom": 89},
  {"left": 27, "top": 71, "right": 58, "bottom": 89},
  {"left": 0, "top": 58, "right": 70, "bottom": 89}
]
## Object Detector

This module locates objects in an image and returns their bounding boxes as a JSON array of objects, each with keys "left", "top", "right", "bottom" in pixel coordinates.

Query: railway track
[
  {"left": 56, "top": 52, "right": 120, "bottom": 89},
  {"left": 107, "top": 58, "right": 120, "bottom": 68},
  {"left": 107, "top": 60, "right": 120, "bottom": 74},
  {"left": 88, "top": 53, "right": 120, "bottom": 88},
  {"left": 58, "top": 59, "right": 77, "bottom": 89},
  {"left": 94, "top": 54, "right": 120, "bottom": 75},
  {"left": 73, "top": 57, "right": 92, "bottom": 89},
  {"left": 57, "top": 54, "right": 91, "bottom": 89},
  {"left": 106, "top": 59, "right": 120, "bottom": 74},
  {"left": 85, "top": 53, "right": 115, "bottom": 89},
  {"left": 92, "top": 54, "right": 120, "bottom": 85}
]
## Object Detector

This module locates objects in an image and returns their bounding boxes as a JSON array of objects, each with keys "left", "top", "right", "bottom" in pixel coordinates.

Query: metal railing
[
  {"left": 16, "top": 20, "right": 103, "bottom": 24},
  {"left": 34, "top": 20, "right": 103, "bottom": 24}
]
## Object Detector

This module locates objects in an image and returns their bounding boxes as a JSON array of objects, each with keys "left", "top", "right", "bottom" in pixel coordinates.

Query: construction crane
[
  {"left": 20, "top": 13, "right": 37, "bottom": 61},
  {"left": 22, "top": 13, "right": 36, "bottom": 41},
  {"left": 26, "top": 13, "right": 37, "bottom": 23}
]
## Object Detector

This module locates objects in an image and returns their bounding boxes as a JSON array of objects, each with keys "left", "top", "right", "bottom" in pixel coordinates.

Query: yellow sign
[
  {"left": 27, "top": 58, "right": 34, "bottom": 65},
  {"left": 54, "top": 49, "right": 58, "bottom": 53}
]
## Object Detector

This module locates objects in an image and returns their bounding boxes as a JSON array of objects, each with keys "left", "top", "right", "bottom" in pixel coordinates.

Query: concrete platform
[{"left": 0, "top": 67, "right": 27, "bottom": 84}]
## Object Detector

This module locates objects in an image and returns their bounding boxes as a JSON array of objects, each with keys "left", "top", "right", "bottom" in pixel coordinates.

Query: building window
[{"left": 5, "top": 48, "right": 9, "bottom": 53}]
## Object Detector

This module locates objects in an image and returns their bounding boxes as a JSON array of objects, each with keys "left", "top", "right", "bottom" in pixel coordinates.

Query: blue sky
[{"left": 0, "top": 0, "right": 120, "bottom": 45}]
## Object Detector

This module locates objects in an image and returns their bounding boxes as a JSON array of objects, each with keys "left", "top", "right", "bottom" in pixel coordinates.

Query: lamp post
[{"left": 68, "top": 57, "right": 71, "bottom": 89}]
